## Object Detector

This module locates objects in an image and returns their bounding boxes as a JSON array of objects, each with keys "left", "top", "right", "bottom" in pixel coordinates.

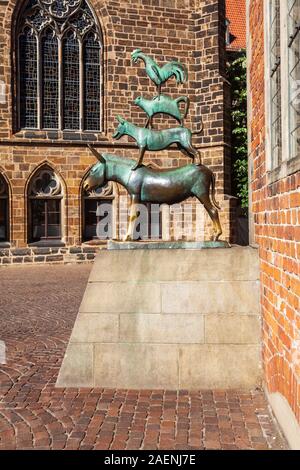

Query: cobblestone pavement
[{"left": 0, "top": 265, "right": 287, "bottom": 450}]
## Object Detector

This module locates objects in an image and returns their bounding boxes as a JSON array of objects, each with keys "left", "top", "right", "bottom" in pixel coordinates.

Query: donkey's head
[
  {"left": 112, "top": 115, "right": 128, "bottom": 140},
  {"left": 84, "top": 146, "right": 106, "bottom": 192}
]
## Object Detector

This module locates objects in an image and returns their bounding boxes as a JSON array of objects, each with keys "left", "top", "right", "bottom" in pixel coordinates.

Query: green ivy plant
[{"left": 227, "top": 51, "right": 248, "bottom": 214}]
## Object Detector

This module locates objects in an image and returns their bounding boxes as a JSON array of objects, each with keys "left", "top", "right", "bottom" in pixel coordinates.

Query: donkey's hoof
[{"left": 213, "top": 234, "right": 222, "bottom": 242}]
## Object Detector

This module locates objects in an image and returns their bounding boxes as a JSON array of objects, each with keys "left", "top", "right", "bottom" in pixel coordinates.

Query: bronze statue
[
  {"left": 131, "top": 49, "right": 187, "bottom": 98},
  {"left": 84, "top": 49, "right": 224, "bottom": 243},
  {"left": 134, "top": 94, "right": 190, "bottom": 128},
  {"left": 85, "top": 146, "right": 222, "bottom": 242},
  {"left": 113, "top": 115, "right": 202, "bottom": 170},
  {"left": 113, "top": 50, "right": 202, "bottom": 170}
]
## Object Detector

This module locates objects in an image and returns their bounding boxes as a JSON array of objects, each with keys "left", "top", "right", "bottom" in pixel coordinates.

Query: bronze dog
[{"left": 113, "top": 116, "right": 203, "bottom": 170}]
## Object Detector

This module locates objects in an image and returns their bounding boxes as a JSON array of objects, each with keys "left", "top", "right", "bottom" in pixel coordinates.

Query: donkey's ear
[
  {"left": 87, "top": 144, "right": 106, "bottom": 164},
  {"left": 116, "top": 115, "right": 125, "bottom": 124}
]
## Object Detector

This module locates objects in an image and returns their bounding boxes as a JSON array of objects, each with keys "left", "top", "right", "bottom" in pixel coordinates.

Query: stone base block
[{"left": 57, "top": 247, "right": 261, "bottom": 389}]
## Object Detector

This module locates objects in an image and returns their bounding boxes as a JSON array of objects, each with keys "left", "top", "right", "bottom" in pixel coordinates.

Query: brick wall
[
  {"left": 248, "top": 0, "right": 300, "bottom": 423},
  {"left": 0, "top": 0, "right": 234, "bottom": 262}
]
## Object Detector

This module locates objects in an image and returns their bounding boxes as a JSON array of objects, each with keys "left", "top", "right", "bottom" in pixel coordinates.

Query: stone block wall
[{"left": 0, "top": 245, "right": 101, "bottom": 265}]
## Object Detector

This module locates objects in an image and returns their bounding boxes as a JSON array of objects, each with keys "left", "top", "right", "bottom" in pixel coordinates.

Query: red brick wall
[{"left": 248, "top": 0, "right": 300, "bottom": 423}]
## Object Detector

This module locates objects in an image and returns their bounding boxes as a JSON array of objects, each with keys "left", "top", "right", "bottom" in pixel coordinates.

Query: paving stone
[{"left": 0, "top": 264, "right": 288, "bottom": 450}]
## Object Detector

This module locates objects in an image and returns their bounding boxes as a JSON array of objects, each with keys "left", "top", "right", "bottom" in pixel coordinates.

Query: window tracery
[{"left": 17, "top": 0, "right": 102, "bottom": 132}]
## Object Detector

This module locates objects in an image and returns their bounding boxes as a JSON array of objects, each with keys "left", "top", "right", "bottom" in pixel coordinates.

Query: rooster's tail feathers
[
  {"left": 170, "top": 61, "right": 188, "bottom": 83},
  {"left": 160, "top": 61, "right": 188, "bottom": 84}
]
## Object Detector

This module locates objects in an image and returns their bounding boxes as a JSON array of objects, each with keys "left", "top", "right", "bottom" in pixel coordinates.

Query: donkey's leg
[
  {"left": 124, "top": 195, "right": 140, "bottom": 241},
  {"left": 132, "top": 147, "right": 146, "bottom": 171},
  {"left": 196, "top": 194, "right": 222, "bottom": 241}
]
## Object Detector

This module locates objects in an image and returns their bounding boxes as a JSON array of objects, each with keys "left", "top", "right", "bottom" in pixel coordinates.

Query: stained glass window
[
  {"left": 63, "top": 31, "right": 80, "bottom": 130},
  {"left": 0, "top": 175, "right": 9, "bottom": 242},
  {"left": 42, "top": 28, "right": 59, "bottom": 129},
  {"left": 84, "top": 33, "right": 101, "bottom": 131},
  {"left": 19, "top": 27, "right": 38, "bottom": 129},
  {"left": 17, "top": 0, "right": 102, "bottom": 132}
]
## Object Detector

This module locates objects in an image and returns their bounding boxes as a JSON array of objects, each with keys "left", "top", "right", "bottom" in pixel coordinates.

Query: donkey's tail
[
  {"left": 211, "top": 172, "right": 221, "bottom": 210},
  {"left": 175, "top": 96, "right": 190, "bottom": 119},
  {"left": 191, "top": 117, "right": 204, "bottom": 135}
]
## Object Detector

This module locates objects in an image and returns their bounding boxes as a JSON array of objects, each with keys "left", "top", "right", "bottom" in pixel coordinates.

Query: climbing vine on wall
[{"left": 227, "top": 51, "right": 248, "bottom": 213}]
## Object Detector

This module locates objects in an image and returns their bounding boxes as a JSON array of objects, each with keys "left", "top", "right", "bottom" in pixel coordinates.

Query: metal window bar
[
  {"left": 42, "top": 29, "right": 59, "bottom": 129},
  {"left": 270, "top": 0, "right": 282, "bottom": 167},
  {"left": 84, "top": 34, "right": 101, "bottom": 131},
  {"left": 63, "top": 32, "right": 80, "bottom": 130},
  {"left": 30, "top": 197, "right": 62, "bottom": 242},
  {"left": 288, "top": 24, "right": 300, "bottom": 47},
  {"left": 19, "top": 28, "right": 38, "bottom": 129},
  {"left": 288, "top": 0, "right": 300, "bottom": 159},
  {"left": 270, "top": 0, "right": 281, "bottom": 76},
  {"left": 288, "top": 0, "right": 300, "bottom": 47}
]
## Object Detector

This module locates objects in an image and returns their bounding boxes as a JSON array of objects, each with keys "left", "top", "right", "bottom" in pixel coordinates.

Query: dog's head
[{"left": 134, "top": 96, "right": 142, "bottom": 106}]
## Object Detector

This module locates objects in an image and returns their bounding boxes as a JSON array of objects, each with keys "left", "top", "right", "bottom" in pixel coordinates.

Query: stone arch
[
  {"left": 0, "top": 165, "right": 12, "bottom": 193},
  {"left": 24, "top": 160, "right": 67, "bottom": 198}
]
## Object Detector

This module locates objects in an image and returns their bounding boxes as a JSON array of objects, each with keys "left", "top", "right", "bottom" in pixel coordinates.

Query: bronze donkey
[{"left": 85, "top": 146, "right": 222, "bottom": 242}]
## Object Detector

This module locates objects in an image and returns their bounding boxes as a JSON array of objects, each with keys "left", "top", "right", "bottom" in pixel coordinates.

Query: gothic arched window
[
  {"left": 17, "top": 0, "right": 103, "bottom": 132},
  {"left": 28, "top": 167, "right": 63, "bottom": 243},
  {"left": 0, "top": 175, "right": 9, "bottom": 242}
]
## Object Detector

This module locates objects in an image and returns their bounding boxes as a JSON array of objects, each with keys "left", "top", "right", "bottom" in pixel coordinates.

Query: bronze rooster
[{"left": 131, "top": 49, "right": 188, "bottom": 97}]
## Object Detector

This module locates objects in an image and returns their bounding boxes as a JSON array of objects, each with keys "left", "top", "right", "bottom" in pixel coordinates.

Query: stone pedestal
[
  {"left": 57, "top": 247, "right": 261, "bottom": 389},
  {"left": 107, "top": 240, "right": 230, "bottom": 250}
]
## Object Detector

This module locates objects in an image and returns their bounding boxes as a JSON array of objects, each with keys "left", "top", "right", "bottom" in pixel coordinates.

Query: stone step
[
  {"left": 89, "top": 246, "right": 259, "bottom": 283},
  {"left": 79, "top": 279, "right": 260, "bottom": 315}
]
